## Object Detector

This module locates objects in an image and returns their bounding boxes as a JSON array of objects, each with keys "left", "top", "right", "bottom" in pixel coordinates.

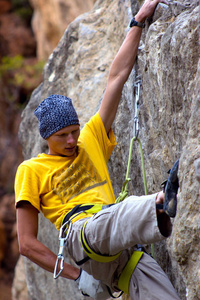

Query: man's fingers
[{"left": 160, "top": 0, "right": 169, "bottom": 5}]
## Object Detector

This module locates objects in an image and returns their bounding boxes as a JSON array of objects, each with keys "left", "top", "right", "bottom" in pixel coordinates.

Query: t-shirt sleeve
[
  {"left": 83, "top": 112, "right": 117, "bottom": 162},
  {"left": 15, "top": 164, "right": 41, "bottom": 212}
]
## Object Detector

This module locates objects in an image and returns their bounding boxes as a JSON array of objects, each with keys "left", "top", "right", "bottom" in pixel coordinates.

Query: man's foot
[{"left": 163, "top": 159, "right": 179, "bottom": 218}]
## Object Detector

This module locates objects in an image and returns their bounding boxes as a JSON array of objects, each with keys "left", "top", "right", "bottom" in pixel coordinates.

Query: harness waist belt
[{"left": 62, "top": 203, "right": 114, "bottom": 224}]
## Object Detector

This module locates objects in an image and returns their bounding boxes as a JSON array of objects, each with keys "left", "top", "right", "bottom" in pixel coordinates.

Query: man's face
[{"left": 46, "top": 124, "right": 80, "bottom": 157}]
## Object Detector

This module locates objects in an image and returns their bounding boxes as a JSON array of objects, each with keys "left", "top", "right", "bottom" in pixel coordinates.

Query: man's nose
[{"left": 66, "top": 133, "right": 75, "bottom": 145}]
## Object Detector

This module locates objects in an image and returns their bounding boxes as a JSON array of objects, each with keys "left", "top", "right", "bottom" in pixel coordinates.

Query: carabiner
[
  {"left": 133, "top": 79, "right": 141, "bottom": 139},
  {"left": 54, "top": 254, "right": 65, "bottom": 279},
  {"left": 54, "top": 236, "right": 66, "bottom": 279},
  {"left": 54, "top": 220, "right": 72, "bottom": 279},
  {"left": 54, "top": 212, "right": 85, "bottom": 280}
]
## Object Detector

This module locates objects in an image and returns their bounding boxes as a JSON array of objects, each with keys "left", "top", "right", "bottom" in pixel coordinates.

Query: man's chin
[{"left": 64, "top": 147, "right": 77, "bottom": 157}]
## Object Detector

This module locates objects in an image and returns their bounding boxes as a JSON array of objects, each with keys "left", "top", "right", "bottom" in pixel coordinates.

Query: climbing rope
[
  {"left": 115, "top": 77, "right": 147, "bottom": 203},
  {"left": 115, "top": 76, "right": 155, "bottom": 258}
]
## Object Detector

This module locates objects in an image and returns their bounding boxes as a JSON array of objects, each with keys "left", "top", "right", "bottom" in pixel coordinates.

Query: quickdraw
[
  {"left": 53, "top": 221, "right": 72, "bottom": 279},
  {"left": 115, "top": 76, "right": 147, "bottom": 203},
  {"left": 115, "top": 75, "right": 155, "bottom": 258},
  {"left": 54, "top": 210, "right": 86, "bottom": 279},
  {"left": 133, "top": 76, "right": 141, "bottom": 140},
  {"left": 53, "top": 219, "right": 72, "bottom": 279}
]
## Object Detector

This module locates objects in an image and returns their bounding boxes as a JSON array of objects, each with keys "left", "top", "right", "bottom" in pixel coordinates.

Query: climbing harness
[
  {"left": 118, "top": 251, "right": 143, "bottom": 295},
  {"left": 61, "top": 203, "right": 107, "bottom": 222},
  {"left": 80, "top": 219, "right": 122, "bottom": 263},
  {"left": 54, "top": 202, "right": 144, "bottom": 296},
  {"left": 54, "top": 203, "right": 114, "bottom": 278}
]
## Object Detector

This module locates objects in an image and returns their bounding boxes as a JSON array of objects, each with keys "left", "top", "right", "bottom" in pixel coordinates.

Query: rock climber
[{"left": 15, "top": 0, "right": 181, "bottom": 299}]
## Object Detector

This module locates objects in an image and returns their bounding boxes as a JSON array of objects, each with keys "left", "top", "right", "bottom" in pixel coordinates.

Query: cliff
[
  {"left": 14, "top": 0, "right": 200, "bottom": 299},
  {"left": 30, "top": 0, "right": 96, "bottom": 60}
]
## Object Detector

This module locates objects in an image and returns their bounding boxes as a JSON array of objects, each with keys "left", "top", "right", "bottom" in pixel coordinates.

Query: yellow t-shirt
[{"left": 15, "top": 113, "right": 117, "bottom": 230}]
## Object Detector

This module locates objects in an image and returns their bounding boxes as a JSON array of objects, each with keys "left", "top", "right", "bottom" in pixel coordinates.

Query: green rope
[
  {"left": 115, "top": 138, "right": 134, "bottom": 203},
  {"left": 115, "top": 137, "right": 155, "bottom": 258},
  {"left": 136, "top": 139, "right": 155, "bottom": 257},
  {"left": 136, "top": 138, "right": 147, "bottom": 195},
  {"left": 115, "top": 137, "right": 147, "bottom": 203}
]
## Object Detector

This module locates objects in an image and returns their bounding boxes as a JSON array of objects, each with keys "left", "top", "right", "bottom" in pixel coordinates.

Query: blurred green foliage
[
  {"left": 0, "top": 55, "right": 24, "bottom": 74},
  {"left": 0, "top": 55, "right": 44, "bottom": 83},
  {"left": 0, "top": 55, "right": 45, "bottom": 107}
]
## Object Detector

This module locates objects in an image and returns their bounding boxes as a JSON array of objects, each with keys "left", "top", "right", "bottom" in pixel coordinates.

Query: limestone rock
[
  {"left": 171, "top": 60, "right": 200, "bottom": 300},
  {"left": 15, "top": 0, "right": 200, "bottom": 299},
  {"left": 12, "top": 256, "right": 28, "bottom": 300},
  {"left": 137, "top": 2, "right": 199, "bottom": 299},
  {"left": 194, "top": 158, "right": 200, "bottom": 184},
  {"left": 30, "top": 0, "right": 96, "bottom": 60}
]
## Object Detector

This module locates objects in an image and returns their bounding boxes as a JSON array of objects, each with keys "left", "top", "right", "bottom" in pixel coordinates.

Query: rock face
[
  {"left": 15, "top": 0, "right": 200, "bottom": 299},
  {"left": 30, "top": 0, "right": 96, "bottom": 60},
  {"left": 12, "top": 256, "right": 28, "bottom": 300}
]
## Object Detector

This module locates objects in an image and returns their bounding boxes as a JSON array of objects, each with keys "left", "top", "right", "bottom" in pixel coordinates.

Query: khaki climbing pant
[{"left": 66, "top": 194, "right": 180, "bottom": 300}]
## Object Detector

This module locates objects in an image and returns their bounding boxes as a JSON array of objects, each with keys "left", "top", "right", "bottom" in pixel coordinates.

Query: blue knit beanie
[{"left": 34, "top": 94, "right": 80, "bottom": 139}]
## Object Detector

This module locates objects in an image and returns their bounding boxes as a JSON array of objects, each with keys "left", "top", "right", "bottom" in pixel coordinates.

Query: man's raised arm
[{"left": 99, "top": 0, "right": 168, "bottom": 133}]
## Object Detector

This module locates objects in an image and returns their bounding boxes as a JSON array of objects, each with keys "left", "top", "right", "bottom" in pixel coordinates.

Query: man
[{"left": 15, "top": 0, "right": 180, "bottom": 299}]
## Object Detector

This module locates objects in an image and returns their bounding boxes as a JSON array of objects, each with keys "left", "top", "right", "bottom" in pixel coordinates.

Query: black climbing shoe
[{"left": 163, "top": 159, "right": 179, "bottom": 218}]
